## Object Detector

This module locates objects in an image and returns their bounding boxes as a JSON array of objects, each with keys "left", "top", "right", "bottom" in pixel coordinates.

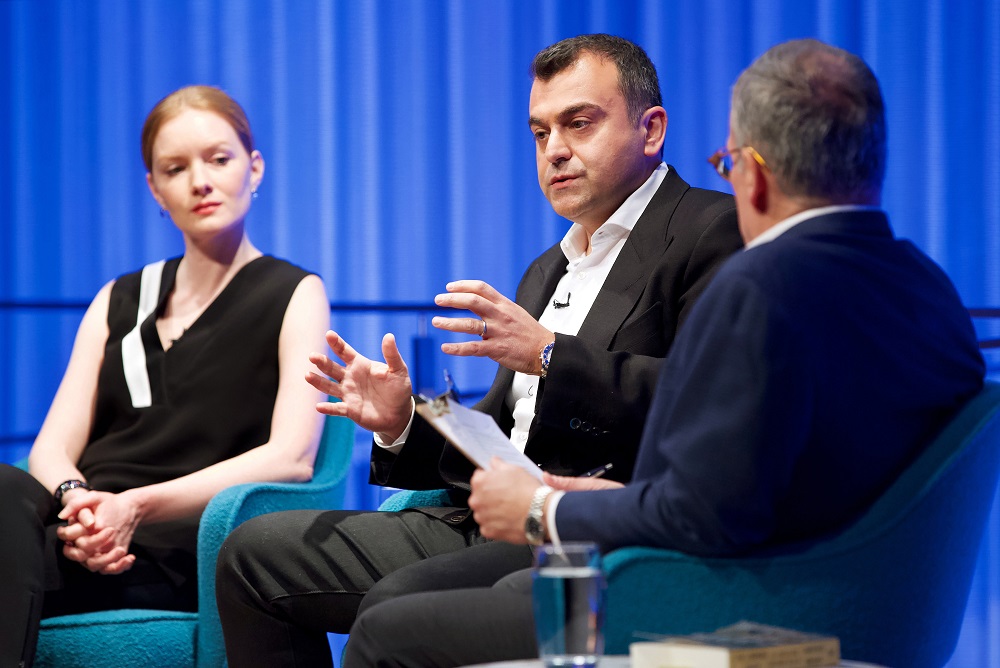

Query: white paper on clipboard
[{"left": 415, "top": 396, "right": 544, "bottom": 481}]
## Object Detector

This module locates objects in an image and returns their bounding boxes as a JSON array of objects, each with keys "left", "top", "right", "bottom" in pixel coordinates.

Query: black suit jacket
[{"left": 370, "top": 168, "right": 742, "bottom": 506}]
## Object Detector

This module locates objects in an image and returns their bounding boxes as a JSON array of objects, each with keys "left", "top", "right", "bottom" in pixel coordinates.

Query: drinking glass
[{"left": 531, "top": 542, "right": 606, "bottom": 667}]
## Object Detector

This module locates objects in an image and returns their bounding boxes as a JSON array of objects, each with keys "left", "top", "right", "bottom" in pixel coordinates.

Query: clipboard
[{"left": 415, "top": 392, "right": 545, "bottom": 481}]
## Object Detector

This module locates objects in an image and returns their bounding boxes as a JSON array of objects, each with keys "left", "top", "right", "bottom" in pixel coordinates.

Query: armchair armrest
[
  {"left": 195, "top": 415, "right": 354, "bottom": 667},
  {"left": 602, "top": 546, "right": 722, "bottom": 653},
  {"left": 377, "top": 488, "right": 453, "bottom": 512}
]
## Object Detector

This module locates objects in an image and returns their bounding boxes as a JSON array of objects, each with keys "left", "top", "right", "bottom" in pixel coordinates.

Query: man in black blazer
[
  {"left": 216, "top": 34, "right": 741, "bottom": 667},
  {"left": 337, "top": 38, "right": 985, "bottom": 668},
  {"left": 371, "top": 168, "right": 737, "bottom": 493}
]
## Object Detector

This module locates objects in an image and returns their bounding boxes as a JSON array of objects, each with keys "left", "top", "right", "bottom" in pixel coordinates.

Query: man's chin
[{"left": 546, "top": 194, "right": 588, "bottom": 221}]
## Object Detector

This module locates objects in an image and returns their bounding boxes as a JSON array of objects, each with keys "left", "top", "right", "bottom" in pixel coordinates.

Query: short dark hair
[
  {"left": 731, "top": 39, "right": 886, "bottom": 202},
  {"left": 531, "top": 34, "right": 662, "bottom": 125}
]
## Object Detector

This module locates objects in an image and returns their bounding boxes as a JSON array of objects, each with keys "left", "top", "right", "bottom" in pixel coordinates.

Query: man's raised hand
[{"left": 307, "top": 331, "right": 414, "bottom": 442}]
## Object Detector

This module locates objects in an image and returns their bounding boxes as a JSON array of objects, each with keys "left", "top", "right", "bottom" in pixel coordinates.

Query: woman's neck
[
  {"left": 157, "top": 233, "right": 261, "bottom": 349},
  {"left": 176, "top": 230, "right": 261, "bottom": 296}
]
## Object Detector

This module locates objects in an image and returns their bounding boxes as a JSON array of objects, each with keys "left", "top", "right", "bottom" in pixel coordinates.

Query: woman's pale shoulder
[{"left": 88, "top": 278, "right": 117, "bottom": 310}]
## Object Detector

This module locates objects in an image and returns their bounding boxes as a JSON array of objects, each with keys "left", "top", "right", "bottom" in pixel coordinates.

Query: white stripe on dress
[{"left": 122, "top": 259, "right": 165, "bottom": 408}]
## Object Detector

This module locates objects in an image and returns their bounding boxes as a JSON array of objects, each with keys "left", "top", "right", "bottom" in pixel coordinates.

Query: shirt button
[
  {"left": 519, "top": 433, "right": 528, "bottom": 442},
  {"left": 577, "top": 271, "right": 588, "bottom": 280},
  {"left": 570, "top": 418, "right": 581, "bottom": 429}
]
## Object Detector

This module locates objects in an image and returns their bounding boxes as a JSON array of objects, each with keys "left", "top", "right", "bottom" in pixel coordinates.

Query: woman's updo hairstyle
[{"left": 141, "top": 85, "right": 254, "bottom": 172}]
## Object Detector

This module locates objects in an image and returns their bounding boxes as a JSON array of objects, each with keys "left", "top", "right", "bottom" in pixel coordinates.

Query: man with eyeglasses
[{"left": 339, "top": 38, "right": 985, "bottom": 667}]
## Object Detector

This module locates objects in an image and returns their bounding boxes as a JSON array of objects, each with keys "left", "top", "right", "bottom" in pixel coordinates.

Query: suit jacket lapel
[
  {"left": 521, "top": 247, "right": 568, "bottom": 319},
  {"left": 575, "top": 168, "right": 690, "bottom": 349}
]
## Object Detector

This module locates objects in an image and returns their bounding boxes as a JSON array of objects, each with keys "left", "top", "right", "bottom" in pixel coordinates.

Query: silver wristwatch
[{"left": 525, "top": 485, "right": 554, "bottom": 545}]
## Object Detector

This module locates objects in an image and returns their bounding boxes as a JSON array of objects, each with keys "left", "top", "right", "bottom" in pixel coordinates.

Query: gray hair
[{"left": 730, "top": 39, "right": 886, "bottom": 203}]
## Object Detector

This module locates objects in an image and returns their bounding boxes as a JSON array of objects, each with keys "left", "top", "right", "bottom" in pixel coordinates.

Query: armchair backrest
[
  {"left": 311, "top": 411, "right": 355, "bottom": 486},
  {"left": 832, "top": 380, "right": 1000, "bottom": 550},
  {"left": 604, "top": 380, "right": 1000, "bottom": 667}
]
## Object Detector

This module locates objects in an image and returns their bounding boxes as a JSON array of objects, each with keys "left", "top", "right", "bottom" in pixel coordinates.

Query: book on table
[{"left": 629, "top": 620, "right": 841, "bottom": 668}]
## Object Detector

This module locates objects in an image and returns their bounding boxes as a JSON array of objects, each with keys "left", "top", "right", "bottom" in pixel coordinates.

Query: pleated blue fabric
[{"left": 1, "top": 2, "right": 998, "bottom": 665}]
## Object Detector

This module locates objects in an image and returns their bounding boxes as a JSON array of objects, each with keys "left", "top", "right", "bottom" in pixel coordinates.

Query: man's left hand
[
  {"left": 432, "top": 280, "right": 554, "bottom": 375},
  {"left": 469, "top": 458, "right": 541, "bottom": 544}
]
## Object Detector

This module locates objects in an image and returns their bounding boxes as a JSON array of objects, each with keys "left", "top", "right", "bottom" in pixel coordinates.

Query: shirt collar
[
  {"left": 560, "top": 162, "right": 669, "bottom": 262},
  {"left": 744, "top": 204, "right": 883, "bottom": 250}
]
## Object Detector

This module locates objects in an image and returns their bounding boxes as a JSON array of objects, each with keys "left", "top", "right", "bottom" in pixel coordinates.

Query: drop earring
[{"left": 251, "top": 189, "right": 259, "bottom": 200}]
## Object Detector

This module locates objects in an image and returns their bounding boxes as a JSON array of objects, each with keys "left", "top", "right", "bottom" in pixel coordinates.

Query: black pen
[{"left": 582, "top": 463, "right": 613, "bottom": 478}]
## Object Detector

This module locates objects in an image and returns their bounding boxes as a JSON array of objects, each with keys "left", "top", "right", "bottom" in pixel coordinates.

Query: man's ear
[
  {"left": 641, "top": 106, "right": 667, "bottom": 157},
  {"left": 146, "top": 173, "right": 166, "bottom": 210},
  {"left": 747, "top": 158, "right": 769, "bottom": 213}
]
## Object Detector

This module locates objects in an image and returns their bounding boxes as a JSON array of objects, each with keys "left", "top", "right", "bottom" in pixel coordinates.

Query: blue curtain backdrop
[{"left": 2, "top": 0, "right": 999, "bottom": 664}]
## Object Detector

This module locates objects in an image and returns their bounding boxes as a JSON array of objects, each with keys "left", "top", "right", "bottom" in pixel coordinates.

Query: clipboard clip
[
  {"left": 419, "top": 369, "right": 462, "bottom": 416},
  {"left": 423, "top": 392, "right": 453, "bottom": 417}
]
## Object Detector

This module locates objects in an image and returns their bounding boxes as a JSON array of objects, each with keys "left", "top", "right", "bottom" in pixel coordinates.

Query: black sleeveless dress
[{"left": 76, "top": 255, "right": 312, "bottom": 589}]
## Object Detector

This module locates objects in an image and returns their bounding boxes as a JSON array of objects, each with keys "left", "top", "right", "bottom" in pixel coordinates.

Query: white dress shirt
[{"left": 506, "top": 162, "right": 670, "bottom": 451}]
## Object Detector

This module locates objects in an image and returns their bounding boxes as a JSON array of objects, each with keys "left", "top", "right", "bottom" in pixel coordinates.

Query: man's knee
[
  {"left": 216, "top": 512, "right": 300, "bottom": 604},
  {"left": 360, "top": 558, "right": 441, "bottom": 614},
  {"left": 361, "top": 539, "right": 531, "bottom": 617},
  {"left": 217, "top": 510, "right": 321, "bottom": 579},
  {"left": 345, "top": 598, "right": 426, "bottom": 668},
  {"left": 215, "top": 517, "right": 265, "bottom": 605}
]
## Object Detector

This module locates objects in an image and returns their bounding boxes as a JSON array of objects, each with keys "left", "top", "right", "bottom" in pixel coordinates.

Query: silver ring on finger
[{"left": 480, "top": 320, "right": 488, "bottom": 338}]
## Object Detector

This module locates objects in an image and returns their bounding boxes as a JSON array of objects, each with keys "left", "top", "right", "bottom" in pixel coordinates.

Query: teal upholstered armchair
[
  {"left": 29, "top": 413, "right": 355, "bottom": 668},
  {"left": 378, "top": 381, "right": 1000, "bottom": 668}
]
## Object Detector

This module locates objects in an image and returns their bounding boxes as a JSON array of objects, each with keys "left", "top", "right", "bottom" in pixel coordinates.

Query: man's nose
[{"left": 544, "top": 129, "right": 571, "bottom": 164}]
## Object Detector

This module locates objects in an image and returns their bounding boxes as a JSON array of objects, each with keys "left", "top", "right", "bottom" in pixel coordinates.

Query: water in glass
[{"left": 532, "top": 543, "right": 605, "bottom": 667}]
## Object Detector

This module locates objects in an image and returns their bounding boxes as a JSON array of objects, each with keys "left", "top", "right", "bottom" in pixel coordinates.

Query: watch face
[{"left": 525, "top": 516, "right": 545, "bottom": 545}]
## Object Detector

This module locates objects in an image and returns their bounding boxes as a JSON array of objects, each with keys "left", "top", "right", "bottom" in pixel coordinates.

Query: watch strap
[
  {"left": 539, "top": 341, "right": 555, "bottom": 378},
  {"left": 54, "top": 479, "right": 92, "bottom": 504},
  {"left": 525, "top": 484, "right": 554, "bottom": 545}
]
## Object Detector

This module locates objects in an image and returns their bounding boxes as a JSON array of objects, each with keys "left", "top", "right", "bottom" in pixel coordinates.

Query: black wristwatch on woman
[{"left": 54, "top": 479, "right": 92, "bottom": 504}]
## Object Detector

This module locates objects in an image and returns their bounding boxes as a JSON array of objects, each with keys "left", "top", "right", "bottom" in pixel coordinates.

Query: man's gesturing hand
[
  {"left": 307, "top": 331, "right": 414, "bottom": 442},
  {"left": 432, "top": 280, "right": 555, "bottom": 376}
]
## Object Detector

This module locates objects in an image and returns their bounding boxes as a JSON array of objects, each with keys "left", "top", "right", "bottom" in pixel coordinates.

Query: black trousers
[
  {"left": 344, "top": 568, "right": 538, "bottom": 668},
  {"left": 0, "top": 465, "right": 195, "bottom": 668},
  {"left": 215, "top": 508, "right": 534, "bottom": 667}
]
